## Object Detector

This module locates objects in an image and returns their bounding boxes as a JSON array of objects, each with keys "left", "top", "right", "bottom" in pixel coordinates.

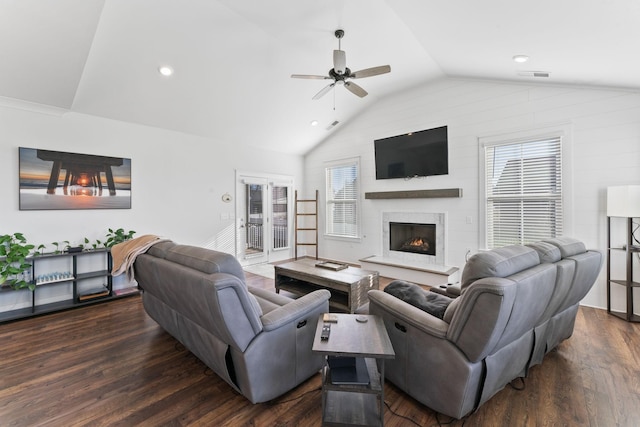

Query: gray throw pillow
[{"left": 384, "top": 280, "right": 453, "bottom": 319}]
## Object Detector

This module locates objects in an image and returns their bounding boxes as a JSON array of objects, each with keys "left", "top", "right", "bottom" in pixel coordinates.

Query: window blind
[
  {"left": 325, "top": 160, "right": 359, "bottom": 238},
  {"left": 485, "top": 137, "right": 562, "bottom": 248}
]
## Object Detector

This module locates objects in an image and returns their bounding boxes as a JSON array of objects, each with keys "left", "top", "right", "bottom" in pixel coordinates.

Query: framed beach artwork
[{"left": 19, "top": 147, "right": 132, "bottom": 210}]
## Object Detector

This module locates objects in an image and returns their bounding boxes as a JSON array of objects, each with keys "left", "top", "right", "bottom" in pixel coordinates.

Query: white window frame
[
  {"left": 325, "top": 157, "right": 361, "bottom": 239},
  {"left": 478, "top": 123, "right": 573, "bottom": 250}
]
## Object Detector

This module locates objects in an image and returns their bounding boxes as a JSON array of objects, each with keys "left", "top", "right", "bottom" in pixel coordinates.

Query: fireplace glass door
[{"left": 389, "top": 222, "right": 436, "bottom": 256}]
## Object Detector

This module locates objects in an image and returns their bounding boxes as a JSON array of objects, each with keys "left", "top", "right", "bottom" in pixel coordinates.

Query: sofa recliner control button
[
  {"left": 297, "top": 320, "right": 307, "bottom": 328},
  {"left": 395, "top": 322, "right": 407, "bottom": 333}
]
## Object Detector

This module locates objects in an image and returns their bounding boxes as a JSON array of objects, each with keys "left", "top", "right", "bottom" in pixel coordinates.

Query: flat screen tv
[{"left": 374, "top": 125, "right": 448, "bottom": 179}]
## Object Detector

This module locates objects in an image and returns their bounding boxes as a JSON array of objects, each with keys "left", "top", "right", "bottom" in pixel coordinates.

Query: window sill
[{"left": 324, "top": 234, "right": 362, "bottom": 243}]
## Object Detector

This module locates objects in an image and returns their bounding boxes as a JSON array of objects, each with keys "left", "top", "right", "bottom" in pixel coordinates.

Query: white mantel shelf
[
  {"left": 359, "top": 255, "right": 459, "bottom": 287},
  {"left": 364, "top": 188, "right": 462, "bottom": 199}
]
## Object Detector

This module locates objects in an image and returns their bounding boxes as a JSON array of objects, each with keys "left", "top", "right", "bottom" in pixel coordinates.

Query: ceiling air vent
[
  {"left": 518, "top": 71, "right": 550, "bottom": 78},
  {"left": 326, "top": 120, "right": 340, "bottom": 131}
]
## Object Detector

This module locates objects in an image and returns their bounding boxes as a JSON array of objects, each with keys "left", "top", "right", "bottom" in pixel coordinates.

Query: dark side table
[{"left": 312, "top": 313, "right": 395, "bottom": 426}]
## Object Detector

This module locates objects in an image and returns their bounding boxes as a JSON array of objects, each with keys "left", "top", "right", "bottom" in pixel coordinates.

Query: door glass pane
[
  {"left": 246, "top": 184, "right": 264, "bottom": 256},
  {"left": 272, "top": 186, "right": 288, "bottom": 249}
]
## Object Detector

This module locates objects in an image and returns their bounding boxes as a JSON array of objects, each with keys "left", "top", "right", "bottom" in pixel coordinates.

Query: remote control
[{"left": 320, "top": 324, "right": 331, "bottom": 341}]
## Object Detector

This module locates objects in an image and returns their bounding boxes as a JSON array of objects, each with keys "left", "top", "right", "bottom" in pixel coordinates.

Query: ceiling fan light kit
[{"left": 291, "top": 29, "right": 391, "bottom": 100}]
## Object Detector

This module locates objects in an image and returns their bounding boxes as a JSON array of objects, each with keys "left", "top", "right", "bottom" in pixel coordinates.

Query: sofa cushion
[
  {"left": 443, "top": 296, "right": 461, "bottom": 323},
  {"left": 460, "top": 245, "right": 540, "bottom": 291},
  {"left": 384, "top": 280, "right": 452, "bottom": 319},
  {"left": 526, "top": 241, "right": 561, "bottom": 263},
  {"left": 544, "top": 237, "right": 586, "bottom": 258},
  {"left": 166, "top": 245, "right": 245, "bottom": 278},
  {"left": 146, "top": 241, "right": 178, "bottom": 258}
]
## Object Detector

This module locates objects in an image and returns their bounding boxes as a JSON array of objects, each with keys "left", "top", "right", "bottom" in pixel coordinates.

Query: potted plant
[
  {"left": 0, "top": 233, "right": 35, "bottom": 290},
  {"left": 91, "top": 239, "right": 102, "bottom": 250},
  {"left": 105, "top": 228, "right": 136, "bottom": 248},
  {"left": 66, "top": 238, "right": 85, "bottom": 253},
  {"left": 51, "top": 240, "right": 70, "bottom": 254}
]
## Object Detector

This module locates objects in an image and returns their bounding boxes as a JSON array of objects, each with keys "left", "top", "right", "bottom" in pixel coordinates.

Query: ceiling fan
[{"left": 291, "top": 29, "right": 391, "bottom": 100}]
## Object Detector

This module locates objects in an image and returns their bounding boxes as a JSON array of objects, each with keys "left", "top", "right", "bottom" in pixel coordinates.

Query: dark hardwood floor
[{"left": 1, "top": 272, "right": 639, "bottom": 426}]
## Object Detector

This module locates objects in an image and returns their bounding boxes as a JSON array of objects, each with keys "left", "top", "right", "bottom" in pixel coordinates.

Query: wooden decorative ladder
[{"left": 294, "top": 190, "right": 318, "bottom": 260}]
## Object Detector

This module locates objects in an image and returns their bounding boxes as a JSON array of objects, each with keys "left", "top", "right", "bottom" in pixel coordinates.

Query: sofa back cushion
[
  {"left": 544, "top": 237, "right": 586, "bottom": 258},
  {"left": 526, "top": 241, "right": 561, "bottom": 263},
  {"left": 460, "top": 245, "right": 540, "bottom": 292},
  {"left": 146, "top": 240, "right": 178, "bottom": 258},
  {"left": 164, "top": 244, "right": 246, "bottom": 278},
  {"left": 526, "top": 241, "right": 575, "bottom": 321},
  {"left": 544, "top": 237, "right": 602, "bottom": 312}
]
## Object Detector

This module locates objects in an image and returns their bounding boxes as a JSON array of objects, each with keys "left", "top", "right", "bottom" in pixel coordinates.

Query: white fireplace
[{"left": 360, "top": 211, "right": 457, "bottom": 286}]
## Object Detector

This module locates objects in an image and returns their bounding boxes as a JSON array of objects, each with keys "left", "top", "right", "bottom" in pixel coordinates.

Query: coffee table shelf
[{"left": 276, "top": 277, "right": 350, "bottom": 311}]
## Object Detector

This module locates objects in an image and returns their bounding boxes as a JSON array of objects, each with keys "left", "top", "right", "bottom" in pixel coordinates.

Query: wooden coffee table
[{"left": 275, "top": 258, "right": 379, "bottom": 313}]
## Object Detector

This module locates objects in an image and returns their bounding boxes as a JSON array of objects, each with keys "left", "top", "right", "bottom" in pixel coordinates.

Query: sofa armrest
[
  {"left": 446, "top": 283, "right": 461, "bottom": 297},
  {"left": 260, "top": 289, "right": 330, "bottom": 331},
  {"left": 248, "top": 286, "right": 293, "bottom": 307},
  {"left": 368, "top": 289, "right": 449, "bottom": 338}
]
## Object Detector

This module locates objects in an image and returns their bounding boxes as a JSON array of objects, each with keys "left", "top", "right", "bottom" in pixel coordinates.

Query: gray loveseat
[
  {"left": 134, "top": 241, "right": 330, "bottom": 403},
  {"left": 368, "top": 237, "right": 602, "bottom": 419}
]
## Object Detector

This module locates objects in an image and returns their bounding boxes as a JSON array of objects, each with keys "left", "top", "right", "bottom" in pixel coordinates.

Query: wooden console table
[{"left": 275, "top": 259, "right": 379, "bottom": 313}]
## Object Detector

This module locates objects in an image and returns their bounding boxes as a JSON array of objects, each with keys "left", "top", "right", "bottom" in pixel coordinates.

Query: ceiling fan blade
[
  {"left": 344, "top": 81, "right": 368, "bottom": 98},
  {"left": 333, "top": 50, "right": 346, "bottom": 75},
  {"left": 291, "top": 74, "right": 330, "bottom": 80},
  {"left": 312, "top": 83, "right": 335, "bottom": 100},
  {"left": 351, "top": 65, "right": 391, "bottom": 79}
]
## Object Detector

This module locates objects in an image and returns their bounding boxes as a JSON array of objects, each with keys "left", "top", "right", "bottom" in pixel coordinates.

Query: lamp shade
[{"left": 607, "top": 185, "right": 640, "bottom": 217}]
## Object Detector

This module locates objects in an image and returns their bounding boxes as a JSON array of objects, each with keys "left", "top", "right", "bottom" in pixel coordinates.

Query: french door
[{"left": 236, "top": 173, "right": 293, "bottom": 266}]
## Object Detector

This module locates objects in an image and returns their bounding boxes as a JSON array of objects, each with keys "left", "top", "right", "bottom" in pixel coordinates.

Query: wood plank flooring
[{"left": 0, "top": 272, "right": 639, "bottom": 426}]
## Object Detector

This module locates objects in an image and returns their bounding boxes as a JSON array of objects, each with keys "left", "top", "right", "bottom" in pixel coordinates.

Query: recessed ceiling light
[
  {"left": 512, "top": 55, "right": 529, "bottom": 63},
  {"left": 310, "top": 120, "right": 319, "bottom": 126},
  {"left": 158, "top": 65, "right": 174, "bottom": 76}
]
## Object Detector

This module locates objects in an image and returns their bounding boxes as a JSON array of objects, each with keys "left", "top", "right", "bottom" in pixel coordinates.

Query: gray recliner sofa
[
  {"left": 134, "top": 241, "right": 330, "bottom": 403},
  {"left": 368, "top": 237, "right": 601, "bottom": 419}
]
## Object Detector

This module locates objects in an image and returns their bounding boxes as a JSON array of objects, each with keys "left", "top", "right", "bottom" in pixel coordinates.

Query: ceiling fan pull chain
[{"left": 333, "top": 85, "right": 336, "bottom": 111}]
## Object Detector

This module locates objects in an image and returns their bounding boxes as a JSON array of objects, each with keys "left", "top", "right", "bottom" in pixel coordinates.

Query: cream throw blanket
[{"left": 111, "top": 234, "right": 169, "bottom": 281}]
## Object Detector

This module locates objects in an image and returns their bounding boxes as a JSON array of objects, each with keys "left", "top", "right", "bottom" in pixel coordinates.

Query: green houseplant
[
  {"left": 105, "top": 228, "right": 136, "bottom": 248},
  {"left": 0, "top": 233, "right": 35, "bottom": 290}
]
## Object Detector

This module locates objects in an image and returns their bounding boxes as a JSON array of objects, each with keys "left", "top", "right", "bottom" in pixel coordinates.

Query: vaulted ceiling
[{"left": 1, "top": 0, "right": 638, "bottom": 154}]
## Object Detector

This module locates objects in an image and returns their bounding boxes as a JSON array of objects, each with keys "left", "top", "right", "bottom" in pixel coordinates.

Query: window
[
  {"left": 325, "top": 158, "right": 360, "bottom": 238},
  {"left": 483, "top": 136, "right": 563, "bottom": 249}
]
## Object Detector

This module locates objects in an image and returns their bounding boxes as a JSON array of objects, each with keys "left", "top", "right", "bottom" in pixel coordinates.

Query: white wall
[
  {"left": 0, "top": 101, "right": 304, "bottom": 255},
  {"left": 304, "top": 77, "right": 640, "bottom": 312}
]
